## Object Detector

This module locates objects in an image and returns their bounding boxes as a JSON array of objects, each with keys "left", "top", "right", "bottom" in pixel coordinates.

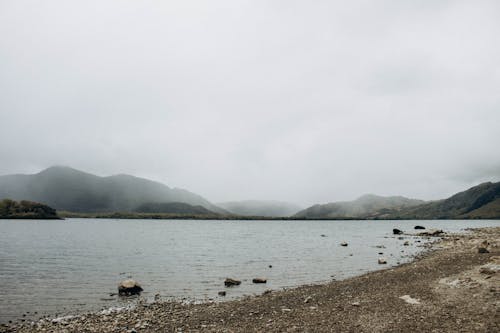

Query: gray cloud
[{"left": 1, "top": 0, "right": 499, "bottom": 205}]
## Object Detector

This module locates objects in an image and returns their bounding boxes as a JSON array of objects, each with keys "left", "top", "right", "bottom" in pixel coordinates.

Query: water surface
[{"left": 0, "top": 218, "right": 498, "bottom": 323}]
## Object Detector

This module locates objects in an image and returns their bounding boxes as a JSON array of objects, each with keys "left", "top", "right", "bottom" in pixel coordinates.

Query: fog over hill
[
  {"left": 1, "top": 1, "right": 499, "bottom": 205},
  {"left": 294, "top": 194, "right": 424, "bottom": 219},
  {"left": 295, "top": 182, "right": 500, "bottom": 219},
  {"left": 217, "top": 200, "right": 303, "bottom": 217},
  {"left": 0, "top": 166, "right": 226, "bottom": 214}
]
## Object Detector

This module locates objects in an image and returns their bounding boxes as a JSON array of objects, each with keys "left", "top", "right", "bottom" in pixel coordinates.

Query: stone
[
  {"left": 480, "top": 267, "right": 496, "bottom": 275},
  {"left": 418, "top": 229, "right": 444, "bottom": 236},
  {"left": 218, "top": 291, "right": 227, "bottom": 296},
  {"left": 118, "top": 279, "right": 143, "bottom": 296},
  {"left": 378, "top": 258, "right": 387, "bottom": 264},
  {"left": 340, "top": 242, "right": 348, "bottom": 247},
  {"left": 224, "top": 278, "right": 241, "bottom": 287},
  {"left": 399, "top": 295, "right": 420, "bottom": 305},
  {"left": 403, "top": 241, "right": 410, "bottom": 246},
  {"left": 414, "top": 226, "right": 425, "bottom": 230},
  {"left": 252, "top": 278, "right": 267, "bottom": 284},
  {"left": 478, "top": 247, "right": 490, "bottom": 254},
  {"left": 479, "top": 264, "right": 500, "bottom": 275},
  {"left": 393, "top": 228, "right": 403, "bottom": 235}
]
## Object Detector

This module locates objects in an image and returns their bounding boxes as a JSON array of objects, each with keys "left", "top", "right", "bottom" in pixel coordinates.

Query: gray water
[{"left": 0, "top": 218, "right": 499, "bottom": 324}]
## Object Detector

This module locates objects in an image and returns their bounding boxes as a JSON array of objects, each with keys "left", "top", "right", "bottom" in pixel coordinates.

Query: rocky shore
[{"left": 3, "top": 227, "right": 499, "bottom": 333}]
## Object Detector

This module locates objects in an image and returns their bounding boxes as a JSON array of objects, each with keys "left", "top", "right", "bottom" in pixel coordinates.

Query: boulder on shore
[
  {"left": 252, "top": 278, "right": 267, "bottom": 284},
  {"left": 417, "top": 229, "right": 444, "bottom": 237},
  {"left": 478, "top": 247, "right": 490, "bottom": 254},
  {"left": 118, "top": 279, "right": 143, "bottom": 296},
  {"left": 393, "top": 228, "right": 403, "bottom": 235},
  {"left": 224, "top": 278, "right": 241, "bottom": 287}
]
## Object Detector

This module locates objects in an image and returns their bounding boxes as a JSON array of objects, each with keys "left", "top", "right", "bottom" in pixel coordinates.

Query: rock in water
[
  {"left": 393, "top": 228, "right": 403, "bottom": 235},
  {"left": 340, "top": 242, "right": 348, "bottom": 247},
  {"left": 224, "top": 278, "right": 241, "bottom": 287},
  {"left": 218, "top": 291, "right": 226, "bottom": 296},
  {"left": 378, "top": 258, "right": 387, "bottom": 264},
  {"left": 252, "top": 278, "right": 267, "bottom": 284},
  {"left": 414, "top": 225, "right": 425, "bottom": 230},
  {"left": 118, "top": 279, "right": 143, "bottom": 296}
]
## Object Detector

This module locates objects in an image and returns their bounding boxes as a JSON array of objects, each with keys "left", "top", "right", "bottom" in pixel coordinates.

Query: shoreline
[
  {"left": 58, "top": 213, "right": 500, "bottom": 220},
  {"left": 3, "top": 227, "right": 499, "bottom": 332}
]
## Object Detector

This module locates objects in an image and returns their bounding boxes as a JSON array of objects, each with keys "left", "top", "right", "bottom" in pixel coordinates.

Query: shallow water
[{"left": 0, "top": 218, "right": 498, "bottom": 323}]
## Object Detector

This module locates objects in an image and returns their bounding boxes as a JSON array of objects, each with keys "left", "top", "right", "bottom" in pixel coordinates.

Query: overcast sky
[{"left": 1, "top": 0, "right": 499, "bottom": 206}]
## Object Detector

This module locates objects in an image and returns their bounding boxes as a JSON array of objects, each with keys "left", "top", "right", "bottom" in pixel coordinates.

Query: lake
[{"left": 0, "top": 218, "right": 499, "bottom": 324}]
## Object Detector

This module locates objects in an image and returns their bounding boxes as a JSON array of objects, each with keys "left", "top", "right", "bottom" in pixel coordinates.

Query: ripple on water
[{"left": 0, "top": 218, "right": 499, "bottom": 323}]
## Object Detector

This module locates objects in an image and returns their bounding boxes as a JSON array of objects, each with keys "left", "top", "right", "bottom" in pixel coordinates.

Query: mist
[{"left": 1, "top": 0, "right": 499, "bottom": 206}]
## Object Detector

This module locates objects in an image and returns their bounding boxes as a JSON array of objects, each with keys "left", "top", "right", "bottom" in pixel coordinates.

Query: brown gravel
[{"left": 3, "top": 227, "right": 499, "bottom": 333}]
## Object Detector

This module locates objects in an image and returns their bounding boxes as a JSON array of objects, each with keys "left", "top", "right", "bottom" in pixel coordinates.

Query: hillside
[
  {"left": 0, "top": 199, "right": 59, "bottom": 219},
  {"left": 388, "top": 182, "right": 500, "bottom": 219},
  {"left": 135, "top": 202, "right": 217, "bottom": 215},
  {"left": 0, "top": 166, "right": 226, "bottom": 214},
  {"left": 294, "top": 194, "right": 424, "bottom": 219},
  {"left": 217, "top": 200, "right": 302, "bottom": 217}
]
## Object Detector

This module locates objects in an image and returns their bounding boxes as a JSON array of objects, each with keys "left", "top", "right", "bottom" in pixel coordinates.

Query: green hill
[
  {"left": 295, "top": 182, "right": 500, "bottom": 219},
  {"left": 0, "top": 199, "right": 59, "bottom": 219},
  {"left": 135, "top": 202, "right": 217, "bottom": 215},
  {"left": 390, "top": 182, "right": 500, "bottom": 219},
  {"left": 294, "top": 194, "right": 424, "bottom": 219},
  {"left": 0, "top": 166, "right": 226, "bottom": 214}
]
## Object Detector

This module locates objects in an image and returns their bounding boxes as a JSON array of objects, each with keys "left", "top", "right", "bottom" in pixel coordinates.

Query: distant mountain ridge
[
  {"left": 1, "top": 166, "right": 498, "bottom": 219},
  {"left": 294, "top": 194, "right": 424, "bottom": 219},
  {"left": 0, "top": 166, "right": 225, "bottom": 214},
  {"left": 295, "top": 182, "right": 500, "bottom": 219},
  {"left": 217, "top": 200, "right": 302, "bottom": 217}
]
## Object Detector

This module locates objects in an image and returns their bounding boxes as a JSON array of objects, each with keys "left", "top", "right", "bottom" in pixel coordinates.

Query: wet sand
[{"left": 3, "top": 227, "right": 499, "bottom": 332}]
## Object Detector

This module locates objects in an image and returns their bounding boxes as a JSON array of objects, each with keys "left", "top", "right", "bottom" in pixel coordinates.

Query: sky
[{"left": 1, "top": 0, "right": 499, "bottom": 206}]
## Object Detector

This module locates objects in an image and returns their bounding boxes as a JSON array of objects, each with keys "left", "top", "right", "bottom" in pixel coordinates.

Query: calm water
[{"left": 0, "top": 218, "right": 499, "bottom": 323}]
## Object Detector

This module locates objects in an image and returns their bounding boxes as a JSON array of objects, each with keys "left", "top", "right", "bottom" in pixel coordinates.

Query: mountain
[
  {"left": 389, "top": 182, "right": 500, "bottom": 219},
  {"left": 0, "top": 166, "right": 226, "bottom": 214},
  {"left": 135, "top": 202, "right": 216, "bottom": 215},
  {"left": 217, "top": 200, "right": 302, "bottom": 217},
  {"left": 294, "top": 194, "right": 425, "bottom": 219},
  {"left": 294, "top": 182, "right": 500, "bottom": 219}
]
